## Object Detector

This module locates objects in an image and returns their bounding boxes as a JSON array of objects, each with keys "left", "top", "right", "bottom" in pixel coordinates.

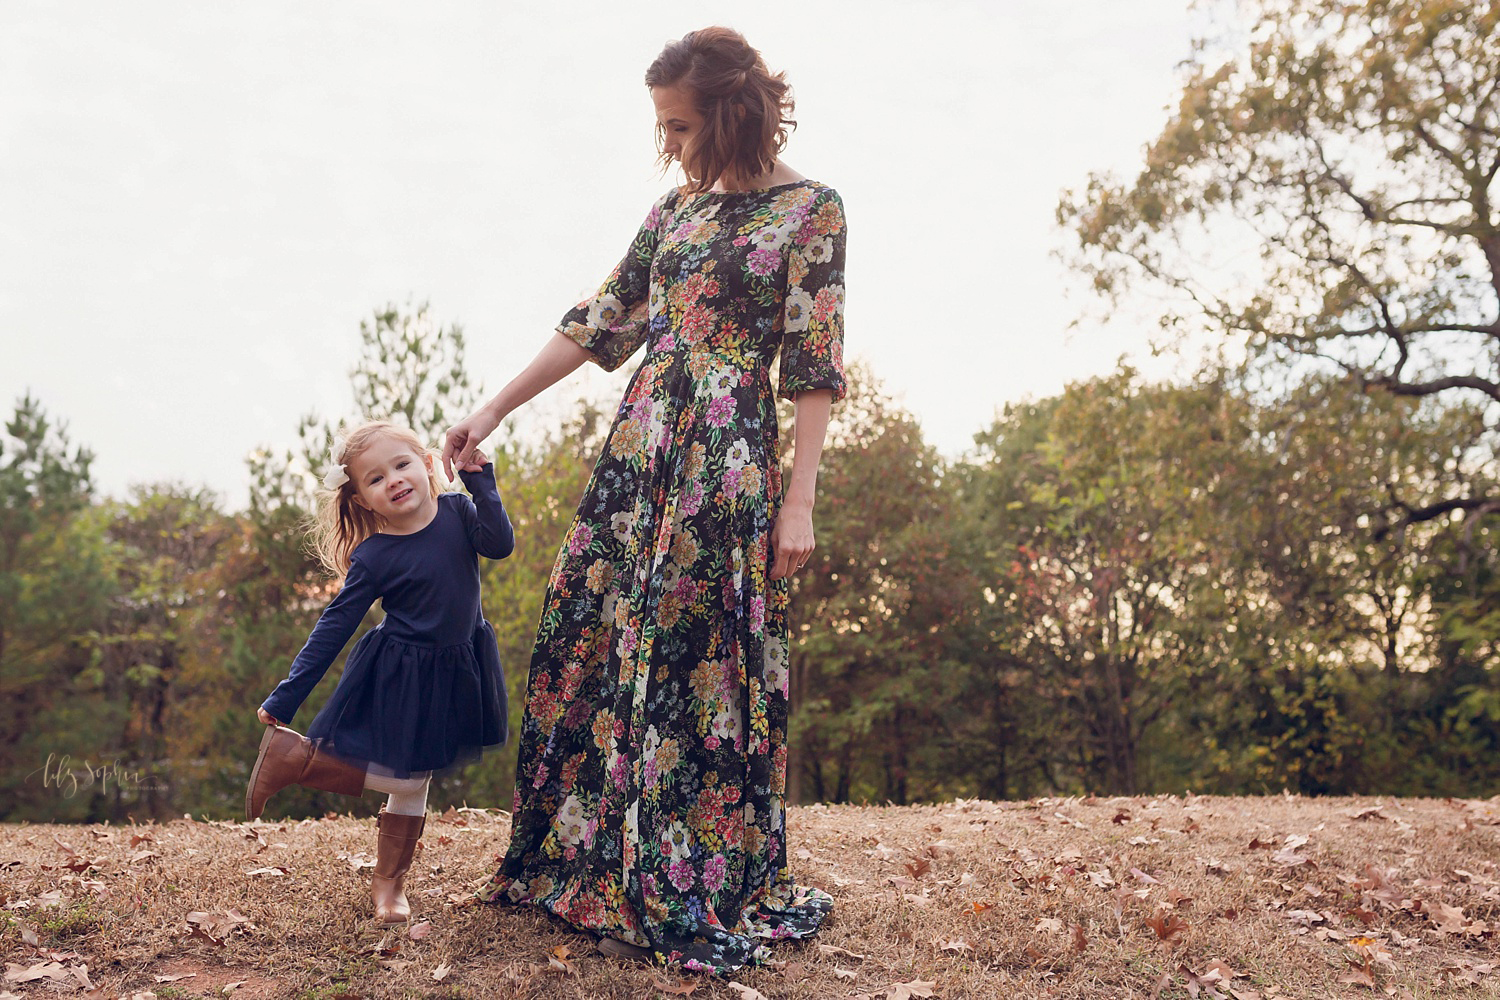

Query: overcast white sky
[{"left": 2, "top": 1, "right": 1209, "bottom": 506}]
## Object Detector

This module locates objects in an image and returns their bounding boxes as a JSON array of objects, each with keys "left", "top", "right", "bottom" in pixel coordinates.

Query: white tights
[{"left": 363, "top": 763, "right": 431, "bottom": 816}]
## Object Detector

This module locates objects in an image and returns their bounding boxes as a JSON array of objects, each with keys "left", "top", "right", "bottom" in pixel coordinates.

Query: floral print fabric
[{"left": 476, "top": 180, "right": 845, "bottom": 973}]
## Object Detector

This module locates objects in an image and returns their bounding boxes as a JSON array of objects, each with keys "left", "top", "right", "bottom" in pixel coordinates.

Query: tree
[
  {"left": 0, "top": 394, "right": 115, "bottom": 820},
  {"left": 1059, "top": 0, "right": 1500, "bottom": 532},
  {"left": 783, "top": 364, "right": 969, "bottom": 804},
  {"left": 250, "top": 300, "right": 481, "bottom": 513}
]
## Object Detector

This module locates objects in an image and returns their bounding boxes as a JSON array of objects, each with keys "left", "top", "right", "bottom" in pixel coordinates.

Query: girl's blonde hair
[{"left": 308, "top": 420, "right": 447, "bottom": 575}]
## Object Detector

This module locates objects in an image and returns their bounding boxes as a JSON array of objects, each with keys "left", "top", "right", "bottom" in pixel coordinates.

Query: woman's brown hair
[{"left": 644, "top": 27, "right": 796, "bottom": 194}]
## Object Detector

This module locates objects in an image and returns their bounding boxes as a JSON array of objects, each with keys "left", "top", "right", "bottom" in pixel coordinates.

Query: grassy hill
[{"left": 2, "top": 795, "right": 1497, "bottom": 999}]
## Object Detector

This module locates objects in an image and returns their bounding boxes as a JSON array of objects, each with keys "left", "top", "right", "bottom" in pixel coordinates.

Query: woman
[{"left": 443, "top": 26, "right": 844, "bottom": 974}]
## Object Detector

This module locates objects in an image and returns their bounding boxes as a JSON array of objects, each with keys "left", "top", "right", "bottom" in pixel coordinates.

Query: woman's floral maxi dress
[{"left": 477, "top": 180, "right": 845, "bottom": 973}]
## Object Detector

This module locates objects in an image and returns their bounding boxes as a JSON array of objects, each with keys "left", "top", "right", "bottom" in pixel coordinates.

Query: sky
[{"left": 1, "top": 0, "right": 1209, "bottom": 507}]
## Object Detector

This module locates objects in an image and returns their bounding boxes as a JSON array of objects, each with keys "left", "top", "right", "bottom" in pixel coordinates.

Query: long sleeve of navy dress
[{"left": 261, "top": 464, "right": 514, "bottom": 776}]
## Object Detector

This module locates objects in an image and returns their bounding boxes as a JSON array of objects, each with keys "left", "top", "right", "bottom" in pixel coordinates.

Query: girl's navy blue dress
[{"left": 261, "top": 465, "right": 514, "bottom": 777}]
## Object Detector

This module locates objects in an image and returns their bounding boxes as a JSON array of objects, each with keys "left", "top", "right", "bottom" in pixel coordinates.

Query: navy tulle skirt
[{"left": 306, "top": 621, "right": 507, "bottom": 778}]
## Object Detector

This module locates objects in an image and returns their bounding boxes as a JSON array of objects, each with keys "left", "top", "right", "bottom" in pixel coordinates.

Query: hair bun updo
[{"left": 645, "top": 26, "right": 797, "bottom": 194}]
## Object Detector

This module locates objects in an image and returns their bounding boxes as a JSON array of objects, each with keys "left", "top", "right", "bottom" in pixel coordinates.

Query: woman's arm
[
  {"left": 442, "top": 332, "right": 592, "bottom": 478},
  {"left": 769, "top": 388, "right": 834, "bottom": 581}
]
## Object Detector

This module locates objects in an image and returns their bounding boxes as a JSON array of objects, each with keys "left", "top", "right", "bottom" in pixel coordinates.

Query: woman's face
[{"left": 651, "top": 84, "right": 703, "bottom": 165}]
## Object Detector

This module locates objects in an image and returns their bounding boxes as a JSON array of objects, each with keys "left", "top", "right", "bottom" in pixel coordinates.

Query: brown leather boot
[
  {"left": 245, "top": 725, "right": 367, "bottom": 820},
  {"left": 371, "top": 809, "right": 425, "bottom": 924}
]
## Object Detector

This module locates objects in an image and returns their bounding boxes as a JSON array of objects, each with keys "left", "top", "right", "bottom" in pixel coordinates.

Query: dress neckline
[{"left": 692, "top": 179, "right": 817, "bottom": 198}]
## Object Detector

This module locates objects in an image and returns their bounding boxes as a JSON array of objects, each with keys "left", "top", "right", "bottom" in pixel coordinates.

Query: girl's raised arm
[{"left": 456, "top": 462, "right": 515, "bottom": 560}]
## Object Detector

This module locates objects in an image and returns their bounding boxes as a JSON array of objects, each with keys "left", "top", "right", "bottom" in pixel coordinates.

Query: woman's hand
[
  {"left": 443, "top": 408, "right": 501, "bottom": 480},
  {"left": 769, "top": 502, "right": 815, "bottom": 581},
  {"left": 256, "top": 707, "right": 280, "bottom": 726}
]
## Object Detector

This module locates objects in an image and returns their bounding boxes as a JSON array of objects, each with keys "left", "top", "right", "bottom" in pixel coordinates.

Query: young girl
[{"left": 246, "top": 420, "right": 514, "bottom": 924}]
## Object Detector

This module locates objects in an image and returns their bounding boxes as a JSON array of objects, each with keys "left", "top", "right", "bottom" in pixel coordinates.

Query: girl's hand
[
  {"left": 257, "top": 707, "right": 280, "bottom": 726},
  {"left": 458, "top": 448, "right": 488, "bottom": 474},
  {"left": 443, "top": 409, "right": 501, "bottom": 481},
  {"left": 769, "top": 504, "right": 815, "bottom": 581}
]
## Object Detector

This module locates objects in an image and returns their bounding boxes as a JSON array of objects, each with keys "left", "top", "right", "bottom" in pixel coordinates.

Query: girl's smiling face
[{"left": 347, "top": 433, "right": 437, "bottom": 532}]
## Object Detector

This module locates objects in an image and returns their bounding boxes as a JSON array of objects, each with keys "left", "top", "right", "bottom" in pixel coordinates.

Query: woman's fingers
[
  {"left": 769, "top": 532, "right": 814, "bottom": 580},
  {"left": 442, "top": 428, "right": 469, "bottom": 481}
]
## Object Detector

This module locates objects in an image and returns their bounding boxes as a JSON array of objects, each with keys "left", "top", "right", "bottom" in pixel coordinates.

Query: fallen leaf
[
  {"left": 431, "top": 962, "right": 452, "bottom": 982},
  {"left": 4, "top": 962, "right": 70, "bottom": 985},
  {"left": 154, "top": 973, "right": 198, "bottom": 983},
  {"left": 1430, "top": 901, "right": 1468, "bottom": 934},
  {"left": 1036, "top": 918, "right": 1063, "bottom": 933},
  {"left": 1145, "top": 908, "right": 1189, "bottom": 944},
  {"left": 834, "top": 967, "right": 859, "bottom": 981},
  {"left": 1071, "top": 923, "right": 1088, "bottom": 952},
  {"left": 407, "top": 921, "right": 432, "bottom": 940},
  {"left": 546, "top": 945, "right": 577, "bottom": 976},
  {"left": 651, "top": 978, "right": 699, "bottom": 995},
  {"left": 817, "top": 943, "right": 867, "bottom": 960},
  {"left": 887, "top": 979, "right": 938, "bottom": 999},
  {"left": 726, "top": 983, "right": 771, "bottom": 1000},
  {"left": 1338, "top": 957, "right": 1376, "bottom": 988},
  {"left": 70, "top": 963, "right": 94, "bottom": 990}
]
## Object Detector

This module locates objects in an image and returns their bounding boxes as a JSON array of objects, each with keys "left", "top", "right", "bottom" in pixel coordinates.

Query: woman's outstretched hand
[
  {"left": 769, "top": 503, "right": 815, "bottom": 581},
  {"left": 443, "top": 409, "right": 501, "bottom": 480}
]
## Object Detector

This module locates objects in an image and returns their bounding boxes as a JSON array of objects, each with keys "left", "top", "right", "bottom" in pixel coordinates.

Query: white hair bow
[{"left": 322, "top": 432, "right": 352, "bottom": 490}]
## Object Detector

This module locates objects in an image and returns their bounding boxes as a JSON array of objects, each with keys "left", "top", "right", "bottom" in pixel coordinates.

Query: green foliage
[
  {"left": 8, "top": 278, "right": 1500, "bottom": 817},
  {"left": 0, "top": 395, "right": 117, "bottom": 820}
]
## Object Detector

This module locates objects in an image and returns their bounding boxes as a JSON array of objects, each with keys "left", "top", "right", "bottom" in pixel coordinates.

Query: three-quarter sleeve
[
  {"left": 260, "top": 552, "right": 380, "bottom": 725},
  {"left": 778, "top": 187, "right": 848, "bottom": 402},
  {"left": 456, "top": 463, "right": 515, "bottom": 560},
  {"left": 558, "top": 191, "right": 676, "bottom": 372}
]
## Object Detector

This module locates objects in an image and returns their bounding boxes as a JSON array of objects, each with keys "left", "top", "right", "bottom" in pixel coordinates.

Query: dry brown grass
[{"left": 2, "top": 795, "right": 1499, "bottom": 999}]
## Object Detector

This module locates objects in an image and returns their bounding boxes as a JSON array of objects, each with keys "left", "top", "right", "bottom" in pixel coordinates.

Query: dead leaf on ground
[
  {"left": 1339, "top": 957, "right": 1377, "bottom": 988},
  {"left": 407, "top": 920, "right": 432, "bottom": 940},
  {"left": 431, "top": 962, "right": 452, "bottom": 981},
  {"left": 887, "top": 980, "right": 938, "bottom": 999},
  {"left": 651, "top": 978, "right": 699, "bottom": 995},
  {"left": 546, "top": 945, "right": 577, "bottom": 976},
  {"left": 1145, "top": 907, "right": 1189, "bottom": 944},
  {"left": 726, "top": 983, "right": 771, "bottom": 1000},
  {"left": 817, "top": 943, "right": 866, "bottom": 960}
]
